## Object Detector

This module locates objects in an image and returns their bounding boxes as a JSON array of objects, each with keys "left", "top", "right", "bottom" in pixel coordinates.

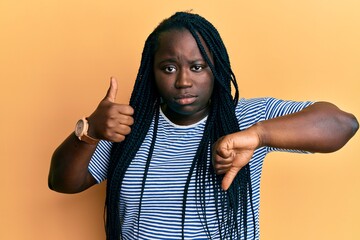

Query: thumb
[
  {"left": 105, "top": 77, "right": 118, "bottom": 102},
  {"left": 222, "top": 166, "right": 241, "bottom": 191}
]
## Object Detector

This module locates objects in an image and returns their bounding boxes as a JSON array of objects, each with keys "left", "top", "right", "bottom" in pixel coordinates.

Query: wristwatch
[{"left": 74, "top": 117, "right": 99, "bottom": 145}]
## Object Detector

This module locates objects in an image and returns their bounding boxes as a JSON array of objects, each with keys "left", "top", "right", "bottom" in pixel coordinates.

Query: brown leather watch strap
[
  {"left": 79, "top": 133, "right": 99, "bottom": 145},
  {"left": 75, "top": 117, "right": 100, "bottom": 145}
]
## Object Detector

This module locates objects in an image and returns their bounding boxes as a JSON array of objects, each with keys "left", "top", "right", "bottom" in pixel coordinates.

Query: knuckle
[
  {"left": 127, "top": 116, "right": 134, "bottom": 125},
  {"left": 104, "top": 119, "right": 113, "bottom": 129},
  {"left": 216, "top": 147, "right": 228, "bottom": 157},
  {"left": 116, "top": 135, "right": 125, "bottom": 142},
  {"left": 120, "top": 104, "right": 134, "bottom": 115},
  {"left": 122, "top": 115, "right": 133, "bottom": 125},
  {"left": 119, "top": 125, "right": 131, "bottom": 135},
  {"left": 124, "top": 126, "right": 132, "bottom": 135},
  {"left": 106, "top": 103, "right": 118, "bottom": 113},
  {"left": 104, "top": 128, "right": 114, "bottom": 138}
]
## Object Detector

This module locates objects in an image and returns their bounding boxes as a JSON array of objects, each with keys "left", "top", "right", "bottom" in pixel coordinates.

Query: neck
[{"left": 160, "top": 104, "right": 210, "bottom": 126}]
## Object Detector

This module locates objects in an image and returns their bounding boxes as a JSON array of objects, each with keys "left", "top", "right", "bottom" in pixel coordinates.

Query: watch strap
[
  {"left": 76, "top": 117, "right": 100, "bottom": 145},
  {"left": 79, "top": 133, "right": 99, "bottom": 145}
]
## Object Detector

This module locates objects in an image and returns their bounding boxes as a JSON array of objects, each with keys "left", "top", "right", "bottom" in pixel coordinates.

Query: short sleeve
[
  {"left": 236, "top": 97, "right": 314, "bottom": 153},
  {"left": 262, "top": 98, "right": 314, "bottom": 120},
  {"left": 88, "top": 140, "right": 113, "bottom": 183}
]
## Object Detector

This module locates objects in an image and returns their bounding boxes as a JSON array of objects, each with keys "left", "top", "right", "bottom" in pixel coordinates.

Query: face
[{"left": 153, "top": 29, "right": 214, "bottom": 125}]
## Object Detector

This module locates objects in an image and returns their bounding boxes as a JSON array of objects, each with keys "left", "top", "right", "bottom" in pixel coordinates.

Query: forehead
[{"left": 154, "top": 29, "right": 212, "bottom": 61}]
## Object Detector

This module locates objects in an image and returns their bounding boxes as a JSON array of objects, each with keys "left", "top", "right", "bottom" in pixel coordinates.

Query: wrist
[
  {"left": 85, "top": 117, "right": 98, "bottom": 139},
  {"left": 249, "top": 122, "right": 265, "bottom": 149},
  {"left": 74, "top": 117, "right": 100, "bottom": 145}
]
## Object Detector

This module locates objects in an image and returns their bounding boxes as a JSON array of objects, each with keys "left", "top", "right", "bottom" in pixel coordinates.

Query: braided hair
[{"left": 105, "top": 11, "right": 255, "bottom": 239}]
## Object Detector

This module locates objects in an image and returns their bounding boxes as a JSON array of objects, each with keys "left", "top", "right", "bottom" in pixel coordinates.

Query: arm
[
  {"left": 48, "top": 133, "right": 98, "bottom": 193},
  {"left": 48, "top": 77, "right": 134, "bottom": 193},
  {"left": 256, "top": 101, "right": 358, "bottom": 153},
  {"left": 213, "top": 101, "right": 358, "bottom": 191}
]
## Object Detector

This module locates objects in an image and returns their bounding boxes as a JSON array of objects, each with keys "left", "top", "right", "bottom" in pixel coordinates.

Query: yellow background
[{"left": 1, "top": 0, "right": 359, "bottom": 239}]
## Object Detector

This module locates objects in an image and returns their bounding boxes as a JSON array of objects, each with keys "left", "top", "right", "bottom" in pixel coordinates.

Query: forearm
[
  {"left": 254, "top": 102, "right": 358, "bottom": 153},
  {"left": 48, "top": 132, "right": 98, "bottom": 193}
]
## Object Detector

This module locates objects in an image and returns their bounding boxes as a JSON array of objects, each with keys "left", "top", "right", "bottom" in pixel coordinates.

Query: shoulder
[
  {"left": 237, "top": 97, "right": 271, "bottom": 111},
  {"left": 235, "top": 97, "right": 314, "bottom": 129},
  {"left": 234, "top": 97, "right": 269, "bottom": 130}
]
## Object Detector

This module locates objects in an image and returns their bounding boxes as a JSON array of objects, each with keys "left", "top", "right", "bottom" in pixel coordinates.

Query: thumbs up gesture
[{"left": 86, "top": 77, "right": 134, "bottom": 142}]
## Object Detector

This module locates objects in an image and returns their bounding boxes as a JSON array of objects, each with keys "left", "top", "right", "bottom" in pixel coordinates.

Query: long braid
[
  {"left": 136, "top": 106, "right": 160, "bottom": 237},
  {"left": 105, "top": 33, "right": 160, "bottom": 239},
  {"left": 181, "top": 13, "right": 254, "bottom": 238},
  {"left": 105, "top": 11, "right": 255, "bottom": 239}
]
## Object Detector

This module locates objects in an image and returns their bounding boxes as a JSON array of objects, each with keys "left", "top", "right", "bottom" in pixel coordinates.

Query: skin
[
  {"left": 48, "top": 77, "right": 134, "bottom": 193},
  {"left": 213, "top": 102, "right": 358, "bottom": 190},
  {"left": 48, "top": 29, "right": 359, "bottom": 194},
  {"left": 153, "top": 29, "right": 214, "bottom": 125}
]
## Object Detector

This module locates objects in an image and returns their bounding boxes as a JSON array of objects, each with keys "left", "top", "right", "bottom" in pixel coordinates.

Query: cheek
[
  {"left": 207, "top": 78, "right": 215, "bottom": 95},
  {"left": 154, "top": 71, "right": 163, "bottom": 89},
  {"left": 154, "top": 73, "right": 171, "bottom": 97}
]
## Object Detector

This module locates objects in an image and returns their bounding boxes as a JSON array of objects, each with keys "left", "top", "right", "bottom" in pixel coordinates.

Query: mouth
[{"left": 174, "top": 94, "right": 197, "bottom": 105}]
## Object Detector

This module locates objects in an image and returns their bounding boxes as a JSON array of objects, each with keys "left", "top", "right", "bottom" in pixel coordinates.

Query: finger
[
  {"left": 221, "top": 166, "right": 241, "bottom": 191},
  {"left": 213, "top": 137, "right": 233, "bottom": 159},
  {"left": 213, "top": 155, "right": 233, "bottom": 164},
  {"left": 104, "top": 130, "right": 127, "bottom": 143},
  {"left": 214, "top": 163, "right": 232, "bottom": 170},
  {"left": 214, "top": 163, "right": 232, "bottom": 175},
  {"left": 105, "top": 77, "right": 118, "bottom": 102},
  {"left": 110, "top": 134, "right": 126, "bottom": 143},
  {"left": 117, "top": 105, "right": 134, "bottom": 116},
  {"left": 216, "top": 168, "right": 230, "bottom": 175},
  {"left": 116, "top": 114, "right": 134, "bottom": 126},
  {"left": 114, "top": 124, "right": 132, "bottom": 136}
]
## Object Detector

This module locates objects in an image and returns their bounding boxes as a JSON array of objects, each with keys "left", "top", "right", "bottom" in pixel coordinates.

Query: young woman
[{"left": 48, "top": 12, "right": 358, "bottom": 240}]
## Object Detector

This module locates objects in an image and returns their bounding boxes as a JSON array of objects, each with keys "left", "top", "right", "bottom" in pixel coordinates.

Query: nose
[{"left": 175, "top": 69, "right": 192, "bottom": 88}]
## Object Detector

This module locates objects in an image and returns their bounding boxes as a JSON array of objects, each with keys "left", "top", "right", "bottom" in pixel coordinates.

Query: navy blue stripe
[{"left": 88, "top": 97, "right": 313, "bottom": 239}]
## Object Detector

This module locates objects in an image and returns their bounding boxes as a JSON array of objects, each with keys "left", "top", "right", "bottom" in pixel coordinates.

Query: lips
[{"left": 174, "top": 94, "right": 197, "bottom": 105}]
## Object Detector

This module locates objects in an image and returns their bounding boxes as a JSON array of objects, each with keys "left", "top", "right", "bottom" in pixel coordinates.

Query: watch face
[{"left": 75, "top": 119, "right": 84, "bottom": 136}]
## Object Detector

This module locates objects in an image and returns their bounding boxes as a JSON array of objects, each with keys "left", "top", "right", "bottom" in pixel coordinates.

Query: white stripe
[{"left": 89, "top": 97, "right": 313, "bottom": 239}]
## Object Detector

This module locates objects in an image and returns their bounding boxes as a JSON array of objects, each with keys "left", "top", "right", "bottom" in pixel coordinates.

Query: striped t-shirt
[{"left": 89, "top": 97, "right": 313, "bottom": 239}]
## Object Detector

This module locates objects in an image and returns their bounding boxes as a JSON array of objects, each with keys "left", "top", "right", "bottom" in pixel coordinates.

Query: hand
[
  {"left": 87, "top": 77, "right": 134, "bottom": 142},
  {"left": 212, "top": 128, "right": 260, "bottom": 191}
]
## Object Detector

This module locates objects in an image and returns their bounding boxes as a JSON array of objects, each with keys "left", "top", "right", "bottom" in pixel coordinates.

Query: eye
[
  {"left": 191, "top": 65, "right": 205, "bottom": 72},
  {"left": 162, "top": 65, "right": 177, "bottom": 73}
]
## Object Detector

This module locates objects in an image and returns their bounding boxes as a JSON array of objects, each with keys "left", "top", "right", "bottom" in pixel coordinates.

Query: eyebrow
[
  {"left": 156, "top": 58, "right": 206, "bottom": 65},
  {"left": 157, "top": 58, "right": 177, "bottom": 64}
]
